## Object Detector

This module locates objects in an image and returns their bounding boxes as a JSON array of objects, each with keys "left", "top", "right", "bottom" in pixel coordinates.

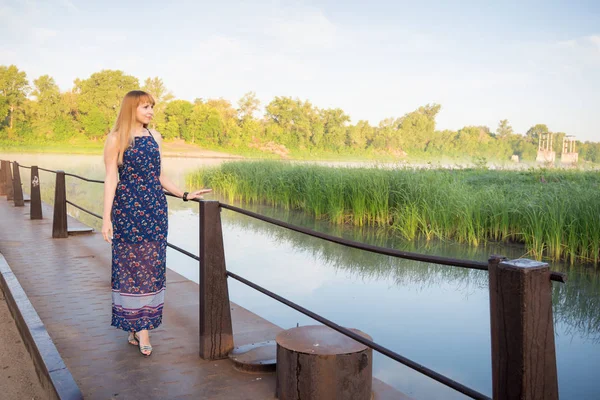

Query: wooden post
[
  {"left": 5, "top": 160, "right": 14, "bottom": 201},
  {"left": 52, "top": 171, "right": 68, "bottom": 238},
  {"left": 488, "top": 256, "right": 559, "bottom": 400},
  {"left": 30, "top": 166, "right": 43, "bottom": 220},
  {"left": 198, "top": 200, "right": 234, "bottom": 360},
  {"left": 12, "top": 162, "right": 24, "bottom": 207},
  {"left": 276, "top": 325, "right": 373, "bottom": 400},
  {"left": 0, "top": 160, "right": 6, "bottom": 195}
]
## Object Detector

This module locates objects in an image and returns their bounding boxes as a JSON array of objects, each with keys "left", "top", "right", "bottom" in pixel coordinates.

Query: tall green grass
[{"left": 187, "top": 161, "right": 600, "bottom": 265}]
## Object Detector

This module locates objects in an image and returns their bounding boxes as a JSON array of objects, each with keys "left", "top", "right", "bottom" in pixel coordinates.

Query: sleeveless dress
[{"left": 110, "top": 131, "right": 168, "bottom": 332}]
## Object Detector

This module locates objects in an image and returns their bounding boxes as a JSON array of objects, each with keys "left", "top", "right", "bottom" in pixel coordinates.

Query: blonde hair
[{"left": 111, "top": 90, "right": 156, "bottom": 165}]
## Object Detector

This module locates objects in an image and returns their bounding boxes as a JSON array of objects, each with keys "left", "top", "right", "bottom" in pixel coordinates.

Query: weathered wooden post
[
  {"left": 0, "top": 160, "right": 6, "bottom": 195},
  {"left": 488, "top": 256, "right": 559, "bottom": 400},
  {"left": 198, "top": 200, "right": 234, "bottom": 360},
  {"left": 30, "top": 166, "right": 43, "bottom": 220},
  {"left": 52, "top": 171, "right": 68, "bottom": 238},
  {"left": 4, "top": 160, "right": 14, "bottom": 201},
  {"left": 276, "top": 325, "right": 373, "bottom": 399},
  {"left": 12, "top": 162, "right": 24, "bottom": 207}
]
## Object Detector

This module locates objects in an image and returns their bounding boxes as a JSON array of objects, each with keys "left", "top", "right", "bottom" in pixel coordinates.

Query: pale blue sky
[{"left": 1, "top": 0, "right": 599, "bottom": 141}]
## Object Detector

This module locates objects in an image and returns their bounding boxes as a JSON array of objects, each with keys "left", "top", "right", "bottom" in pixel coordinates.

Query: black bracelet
[{"left": 182, "top": 192, "right": 189, "bottom": 202}]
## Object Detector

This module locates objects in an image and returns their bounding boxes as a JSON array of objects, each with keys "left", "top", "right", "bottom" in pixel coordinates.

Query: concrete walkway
[{"left": 0, "top": 200, "right": 281, "bottom": 399}]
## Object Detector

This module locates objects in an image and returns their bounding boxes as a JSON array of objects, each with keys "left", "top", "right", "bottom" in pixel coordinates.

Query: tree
[
  {"left": 347, "top": 120, "right": 373, "bottom": 149},
  {"left": 142, "top": 77, "right": 174, "bottom": 130},
  {"left": 416, "top": 103, "right": 441, "bottom": 121},
  {"left": 496, "top": 119, "right": 513, "bottom": 139},
  {"left": 321, "top": 108, "right": 350, "bottom": 150},
  {"left": 237, "top": 91, "right": 260, "bottom": 121},
  {"left": 204, "top": 99, "right": 239, "bottom": 145},
  {"left": 0, "top": 65, "right": 30, "bottom": 129},
  {"left": 163, "top": 99, "right": 193, "bottom": 140},
  {"left": 32, "top": 75, "right": 63, "bottom": 120},
  {"left": 74, "top": 70, "right": 139, "bottom": 138},
  {"left": 31, "top": 75, "right": 70, "bottom": 139},
  {"left": 525, "top": 124, "right": 549, "bottom": 142},
  {"left": 265, "top": 97, "right": 319, "bottom": 148}
]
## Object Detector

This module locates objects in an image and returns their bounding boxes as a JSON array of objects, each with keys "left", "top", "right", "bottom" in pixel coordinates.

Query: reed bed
[{"left": 187, "top": 161, "right": 600, "bottom": 265}]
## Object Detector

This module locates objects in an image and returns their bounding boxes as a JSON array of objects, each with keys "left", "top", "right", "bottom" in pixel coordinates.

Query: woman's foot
[
  {"left": 127, "top": 332, "right": 138, "bottom": 346},
  {"left": 135, "top": 329, "right": 152, "bottom": 356}
]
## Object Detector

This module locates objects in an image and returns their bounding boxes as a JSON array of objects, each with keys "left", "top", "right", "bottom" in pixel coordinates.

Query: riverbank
[{"left": 0, "top": 289, "right": 46, "bottom": 400}]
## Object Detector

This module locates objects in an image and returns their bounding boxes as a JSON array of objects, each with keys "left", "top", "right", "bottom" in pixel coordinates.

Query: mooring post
[
  {"left": 198, "top": 200, "right": 234, "bottom": 360},
  {"left": 30, "top": 166, "right": 43, "bottom": 220},
  {"left": 276, "top": 325, "right": 373, "bottom": 400},
  {"left": 12, "top": 162, "right": 24, "bottom": 207},
  {"left": 0, "top": 160, "right": 6, "bottom": 196},
  {"left": 488, "top": 256, "right": 559, "bottom": 400},
  {"left": 5, "top": 160, "right": 14, "bottom": 201},
  {"left": 52, "top": 171, "right": 68, "bottom": 238}
]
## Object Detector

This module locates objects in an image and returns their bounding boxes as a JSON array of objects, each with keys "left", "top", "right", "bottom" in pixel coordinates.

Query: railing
[{"left": 0, "top": 159, "right": 566, "bottom": 400}]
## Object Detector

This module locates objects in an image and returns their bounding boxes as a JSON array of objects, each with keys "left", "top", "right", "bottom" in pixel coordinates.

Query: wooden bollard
[
  {"left": 488, "top": 256, "right": 559, "bottom": 400},
  {"left": 52, "top": 171, "right": 68, "bottom": 238},
  {"left": 0, "top": 160, "right": 6, "bottom": 196},
  {"left": 30, "top": 166, "right": 43, "bottom": 219},
  {"left": 0, "top": 160, "right": 6, "bottom": 195},
  {"left": 12, "top": 162, "right": 24, "bottom": 207},
  {"left": 5, "top": 160, "right": 14, "bottom": 201},
  {"left": 198, "top": 200, "right": 234, "bottom": 360},
  {"left": 276, "top": 325, "right": 373, "bottom": 400}
]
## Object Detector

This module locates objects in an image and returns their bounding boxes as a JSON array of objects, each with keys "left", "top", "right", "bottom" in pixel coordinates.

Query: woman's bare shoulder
[
  {"left": 104, "top": 131, "right": 119, "bottom": 150},
  {"left": 149, "top": 129, "right": 163, "bottom": 140}
]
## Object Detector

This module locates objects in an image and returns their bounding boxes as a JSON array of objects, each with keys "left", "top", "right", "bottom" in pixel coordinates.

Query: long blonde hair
[{"left": 111, "top": 90, "right": 155, "bottom": 165}]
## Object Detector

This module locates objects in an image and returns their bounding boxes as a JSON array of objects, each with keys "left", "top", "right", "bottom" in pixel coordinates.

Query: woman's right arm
[{"left": 102, "top": 133, "right": 119, "bottom": 244}]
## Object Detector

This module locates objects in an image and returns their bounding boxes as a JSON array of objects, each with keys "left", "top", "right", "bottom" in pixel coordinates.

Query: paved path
[{"left": 0, "top": 200, "right": 281, "bottom": 399}]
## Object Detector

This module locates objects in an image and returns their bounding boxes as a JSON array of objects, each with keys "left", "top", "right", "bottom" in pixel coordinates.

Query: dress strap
[{"left": 146, "top": 128, "right": 154, "bottom": 138}]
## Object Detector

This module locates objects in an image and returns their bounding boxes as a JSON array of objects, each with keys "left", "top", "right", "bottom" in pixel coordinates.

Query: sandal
[
  {"left": 127, "top": 332, "right": 138, "bottom": 346},
  {"left": 134, "top": 332, "right": 153, "bottom": 356}
]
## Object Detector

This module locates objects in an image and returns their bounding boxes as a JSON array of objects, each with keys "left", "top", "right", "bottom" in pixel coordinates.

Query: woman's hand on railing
[
  {"left": 102, "top": 218, "right": 113, "bottom": 244},
  {"left": 186, "top": 188, "right": 212, "bottom": 201}
]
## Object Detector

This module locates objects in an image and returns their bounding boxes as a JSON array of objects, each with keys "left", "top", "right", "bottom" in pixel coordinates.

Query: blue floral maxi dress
[{"left": 111, "top": 132, "right": 168, "bottom": 332}]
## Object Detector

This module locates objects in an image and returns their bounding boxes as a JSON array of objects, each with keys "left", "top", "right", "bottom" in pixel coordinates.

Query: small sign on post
[{"left": 30, "top": 166, "right": 43, "bottom": 220}]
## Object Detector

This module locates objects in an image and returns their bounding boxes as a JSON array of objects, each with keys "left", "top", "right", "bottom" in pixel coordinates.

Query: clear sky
[{"left": 1, "top": 0, "right": 599, "bottom": 141}]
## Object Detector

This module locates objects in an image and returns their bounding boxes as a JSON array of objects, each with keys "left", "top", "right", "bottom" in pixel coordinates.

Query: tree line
[{"left": 0, "top": 64, "right": 598, "bottom": 163}]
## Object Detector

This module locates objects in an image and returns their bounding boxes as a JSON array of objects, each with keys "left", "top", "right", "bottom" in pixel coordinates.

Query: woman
[{"left": 101, "top": 90, "right": 211, "bottom": 356}]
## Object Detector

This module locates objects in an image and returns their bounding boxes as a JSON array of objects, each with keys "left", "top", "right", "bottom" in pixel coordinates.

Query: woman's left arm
[{"left": 154, "top": 130, "right": 212, "bottom": 200}]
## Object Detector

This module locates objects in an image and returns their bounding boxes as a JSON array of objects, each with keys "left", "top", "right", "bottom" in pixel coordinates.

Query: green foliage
[
  {"left": 526, "top": 124, "right": 549, "bottom": 141},
  {"left": 74, "top": 69, "right": 139, "bottom": 138},
  {"left": 237, "top": 91, "right": 260, "bottom": 121},
  {"left": 189, "top": 161, "right": 600, "bottom": 264},
  {"left": 142, "top": 76, "right": 174, "bottom": 130},
  {"left": 0, "top": 65, "right": 30, "bottom": 129},
  {"left": 496, "top": 119, "right": 513, "bottom": 138},
  {"left": 1, "top": 64, "right": 600, "bottom": 164}
]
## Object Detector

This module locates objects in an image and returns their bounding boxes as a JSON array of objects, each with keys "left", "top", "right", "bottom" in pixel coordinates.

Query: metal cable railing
[
  {"left": 65, "top": 200, "right": 102, "bottom": 220},
  {"left": 220, "top": 203, "right": 567, "bottom": 283},
  {"left": 64, "top": 172, "right": 104, "bottom": 184},
  {"left": 1, "top": 159, "right": 567, "bottom": 399},
  {"left": 225, "top": 269, "right": 489, "bottom": 399}
]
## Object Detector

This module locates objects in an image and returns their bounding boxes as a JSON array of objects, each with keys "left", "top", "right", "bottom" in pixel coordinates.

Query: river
[{"left": 3, "top": 152, "right": 599, "bottom": 399}]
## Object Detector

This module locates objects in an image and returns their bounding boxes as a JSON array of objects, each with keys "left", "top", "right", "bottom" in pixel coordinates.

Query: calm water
[{"left": 4, "top": 153, "right": 600, "bottom": 399}]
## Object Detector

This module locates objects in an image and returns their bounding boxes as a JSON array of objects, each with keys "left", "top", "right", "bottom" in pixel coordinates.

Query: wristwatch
[{"left": 183, "top": 192, "right": 189, "bottom": 202}]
